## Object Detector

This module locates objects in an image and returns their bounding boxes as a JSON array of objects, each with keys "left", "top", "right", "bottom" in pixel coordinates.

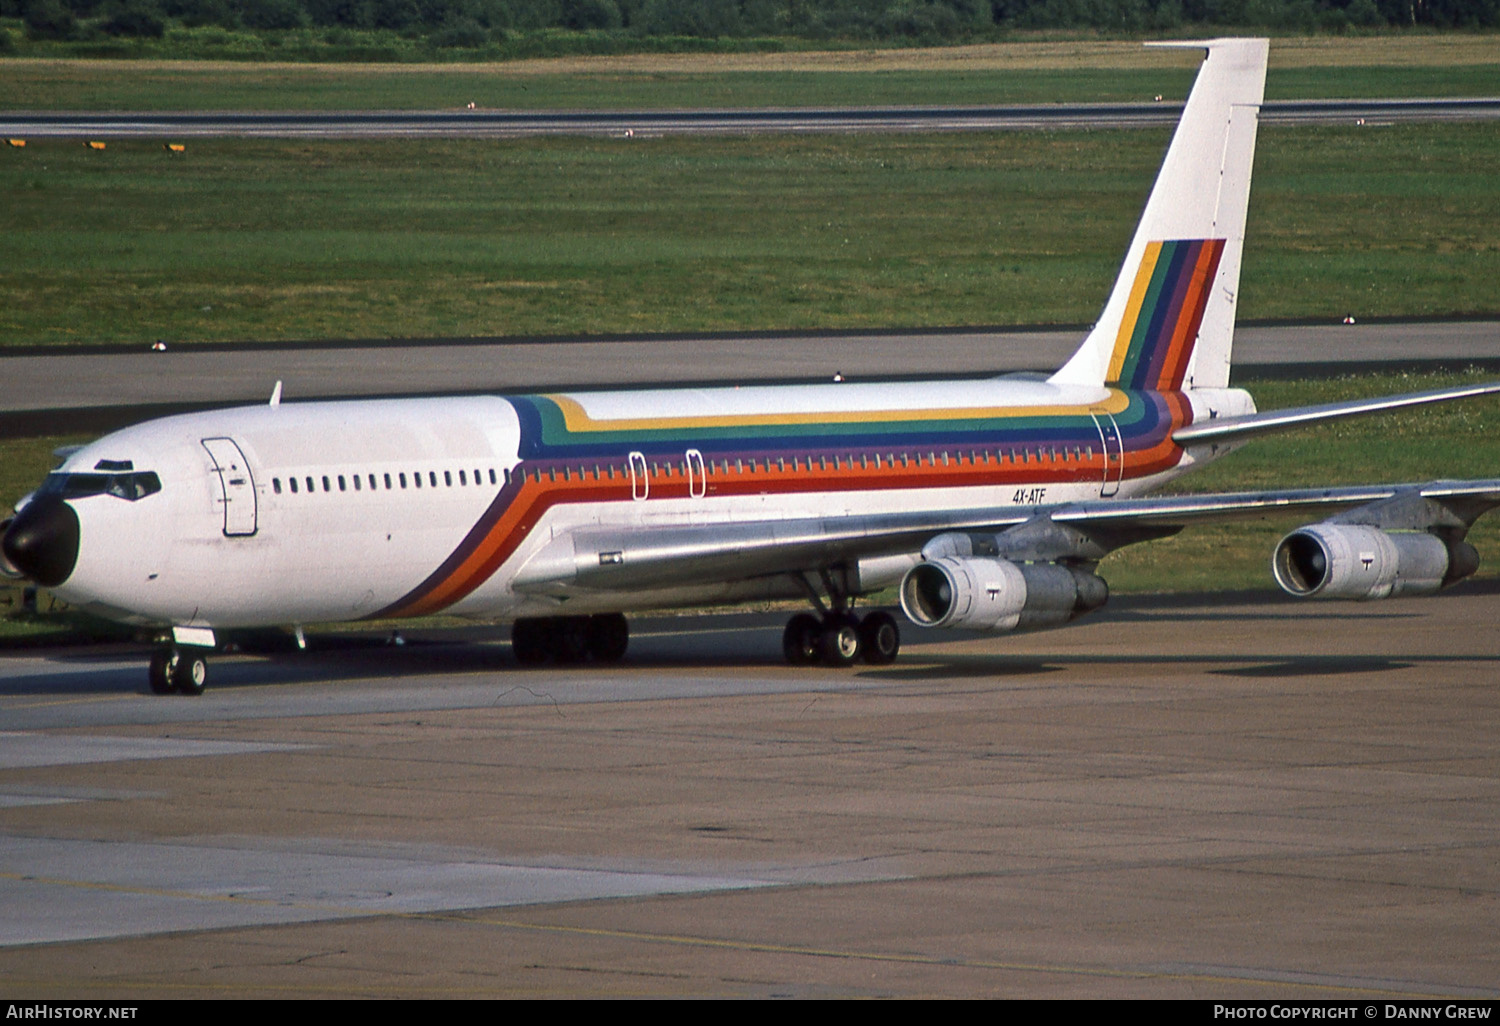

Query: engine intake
[
  {"left": 1272, "top": 524, "right": 1477, "bottom": 600},
  {"left": 900, "top": 557, "right": 1107, "bottom": 633},
  {"left": 0, "top": 517, "right": 19, "bottom": 580}
]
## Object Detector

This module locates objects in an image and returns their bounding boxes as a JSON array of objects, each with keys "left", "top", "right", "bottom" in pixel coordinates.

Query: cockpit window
[{"left": 39, "top": 470, "right": 162, "bottom": 502}]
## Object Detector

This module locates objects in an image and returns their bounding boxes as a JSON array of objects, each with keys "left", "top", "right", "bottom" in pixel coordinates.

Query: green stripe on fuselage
[{"left": 520, "top": 391, "right": 1157, "bottom": 452}]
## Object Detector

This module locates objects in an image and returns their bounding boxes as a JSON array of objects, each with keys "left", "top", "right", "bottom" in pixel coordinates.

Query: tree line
[{"left": 5, "top": 0, "right": 1496, "bottom": 49}]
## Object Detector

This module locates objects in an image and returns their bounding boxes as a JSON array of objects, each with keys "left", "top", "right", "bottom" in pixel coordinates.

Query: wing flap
[{"left": 511, "top": 510, "right": 1031, "bottom": 595}]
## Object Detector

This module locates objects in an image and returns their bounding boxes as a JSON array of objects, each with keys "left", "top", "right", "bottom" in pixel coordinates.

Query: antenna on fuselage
[{"left": 269, "top": 380, "right": 283, "bottom": 407}]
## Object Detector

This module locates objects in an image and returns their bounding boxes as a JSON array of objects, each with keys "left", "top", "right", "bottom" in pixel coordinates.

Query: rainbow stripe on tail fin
[
  {"left": 1107, "top": 237, "right": 1225, "bottom": 391},
  {"left": 1051, "top": 39, "right": 1266, "bottom": 393}
]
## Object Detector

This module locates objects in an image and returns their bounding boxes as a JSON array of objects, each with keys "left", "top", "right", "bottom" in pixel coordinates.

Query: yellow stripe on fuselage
[{"left": 546, "top": 389, "right": 1132, "bottom": 434}]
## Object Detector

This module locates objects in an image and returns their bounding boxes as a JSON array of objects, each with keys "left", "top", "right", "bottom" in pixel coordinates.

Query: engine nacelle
[
  {"left": 900, "top": 557, "right": 1107, "bottom": 633},
  {"left": 0, "top": 517, "right": 22, "bottom": 580},
  {"left": 1272, "top": 524, "right": 1478, "bottom": 600}
]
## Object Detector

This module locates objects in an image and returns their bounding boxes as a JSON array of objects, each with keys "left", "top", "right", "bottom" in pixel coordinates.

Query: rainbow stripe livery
[
  {"left": 376, "top": 388, "right": 1195, "bottom": 617},
  {"left": 1107, "top": 239, "right": 1225, "bottom": 391}
]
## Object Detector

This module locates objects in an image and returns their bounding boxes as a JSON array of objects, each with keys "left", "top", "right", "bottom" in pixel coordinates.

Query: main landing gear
[
  {"left": 781, "top": 569, "right": 900, "bottom": 668},
  {"left": 148, "top": 647, "right": 208, "bottom": 696},
  {"left": 512, "top": 613, "right": 629, "bottom": 666},
  {"left": 782, "top": 610, "right": 900, "bottom": 667}
]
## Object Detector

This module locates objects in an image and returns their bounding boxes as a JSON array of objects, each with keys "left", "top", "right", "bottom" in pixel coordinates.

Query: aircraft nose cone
[{"left": 2, "top": 497, "right": 80, "bottom": 587}]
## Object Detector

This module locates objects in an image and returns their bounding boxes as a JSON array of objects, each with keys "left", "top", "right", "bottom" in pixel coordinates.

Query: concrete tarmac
[
  {"left": 1, "top": 592, "right": 1497, "bottom": 998},
  {"left": 5, "top": 98, "right": 1498, "bottom": 140},
  {"left": 3, "top": 321, "right": 1498, "bottom": 425}
]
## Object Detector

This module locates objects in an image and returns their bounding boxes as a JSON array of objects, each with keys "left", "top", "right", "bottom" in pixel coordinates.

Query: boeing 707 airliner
[{"left": 5, "top": 38, "right": 1500, "bottom": 694}]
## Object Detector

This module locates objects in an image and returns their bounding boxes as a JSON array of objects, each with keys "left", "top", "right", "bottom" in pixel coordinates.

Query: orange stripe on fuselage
[
  {"left": 384, "top": 392, "right": 1196, "bottom": 618},
  {"left": 393, "top": 474, "right": 627, "bottom": 618}
]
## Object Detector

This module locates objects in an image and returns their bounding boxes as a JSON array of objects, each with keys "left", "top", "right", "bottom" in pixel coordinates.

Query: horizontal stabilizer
[
  {"left": 1174, "top": 380, "right": 1500, "bottom": 446},
  {"left": 1051, "top": 479, "right": 1500, "bottom": 528}
]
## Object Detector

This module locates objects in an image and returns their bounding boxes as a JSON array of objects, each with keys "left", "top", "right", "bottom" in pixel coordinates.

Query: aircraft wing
[{"left": 511, "top": 478, "right": 1500, "bottom": 596}]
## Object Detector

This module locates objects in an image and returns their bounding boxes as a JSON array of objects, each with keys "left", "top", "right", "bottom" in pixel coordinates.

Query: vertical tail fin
[{"left": 1050, "top": 38, "right": 1267, "bottom": 392}]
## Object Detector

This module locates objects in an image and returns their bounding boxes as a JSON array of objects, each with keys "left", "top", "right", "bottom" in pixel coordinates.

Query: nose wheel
[{"left": 148, "top": 647, "right": 208, "bottom": 696}]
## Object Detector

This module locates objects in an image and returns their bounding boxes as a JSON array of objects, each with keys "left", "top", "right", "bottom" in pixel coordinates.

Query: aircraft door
[
  {"left": 201, "top": 437, "right": 258, "bottom": 536},
  {"left": 685, "top": 448, "right": 706, "bottom": 499},
  {"left": 628, "top": 451, "right": 649, "bottom": 501},
  {"left": 1090, "top": 411, "right": 1124, "bottom": 498}
]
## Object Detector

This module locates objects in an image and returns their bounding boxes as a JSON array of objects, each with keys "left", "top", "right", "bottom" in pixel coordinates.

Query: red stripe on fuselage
[{"left": 378, "top": 392, "right": 1194, "bottom": 618}]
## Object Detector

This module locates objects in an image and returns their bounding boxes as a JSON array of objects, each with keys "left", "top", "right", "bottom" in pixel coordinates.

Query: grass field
[
  {"left": 5, "top": 64, "right": 1500, "bottom": 111},
  {"left": 3, "top": 39, "right": 1495, "bottom": 350},
  {"left": 2, "top": 123, "right": 1497, "bottom": 348},
  {"left": 3, "top": 36, "right": 1498, "bottom": 110}
]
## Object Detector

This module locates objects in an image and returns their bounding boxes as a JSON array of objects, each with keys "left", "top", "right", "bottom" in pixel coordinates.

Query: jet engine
[
  {"left": 0, "top": 517, "right": 21, "bottom": 580},
  {"left": 900, "top": 557, "right": 1107, "bottom": 633},
  {"left": 1272, "top": 524, "right": 1478, "bottom": 600}
]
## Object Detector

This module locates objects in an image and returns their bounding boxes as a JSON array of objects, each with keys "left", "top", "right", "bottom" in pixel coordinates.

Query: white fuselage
[{"left": 41, "top": 378, "right": 1253, "bottom": 631}]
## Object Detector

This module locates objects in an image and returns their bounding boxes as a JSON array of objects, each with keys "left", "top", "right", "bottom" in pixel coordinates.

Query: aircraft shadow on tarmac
[
  {"left": 6, "top": 577, "right": 1498, "bottom": 695},
  {"left": 856, "top": 653, "right": 1449, "bottom": 682},
  {"left": 1102, "top": 609, "right": 1417, "bottom": 623},
  {"left": 3, "top": 630, "right": 1496, "bottom": 697},
  {"left": 1211, "top": 657, "right": 1416, "bottom": 677}
]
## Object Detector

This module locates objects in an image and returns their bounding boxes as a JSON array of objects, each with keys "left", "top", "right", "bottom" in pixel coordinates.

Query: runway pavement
[
  {"left": 0, "top": 593, "right": 1497, "bottom": 997},
  {"left": 5, "top": 98, "right": 1499, "bottom": 139},
  {"left": 2, "top": 320, "right": 1498, "bottom": 438}
]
